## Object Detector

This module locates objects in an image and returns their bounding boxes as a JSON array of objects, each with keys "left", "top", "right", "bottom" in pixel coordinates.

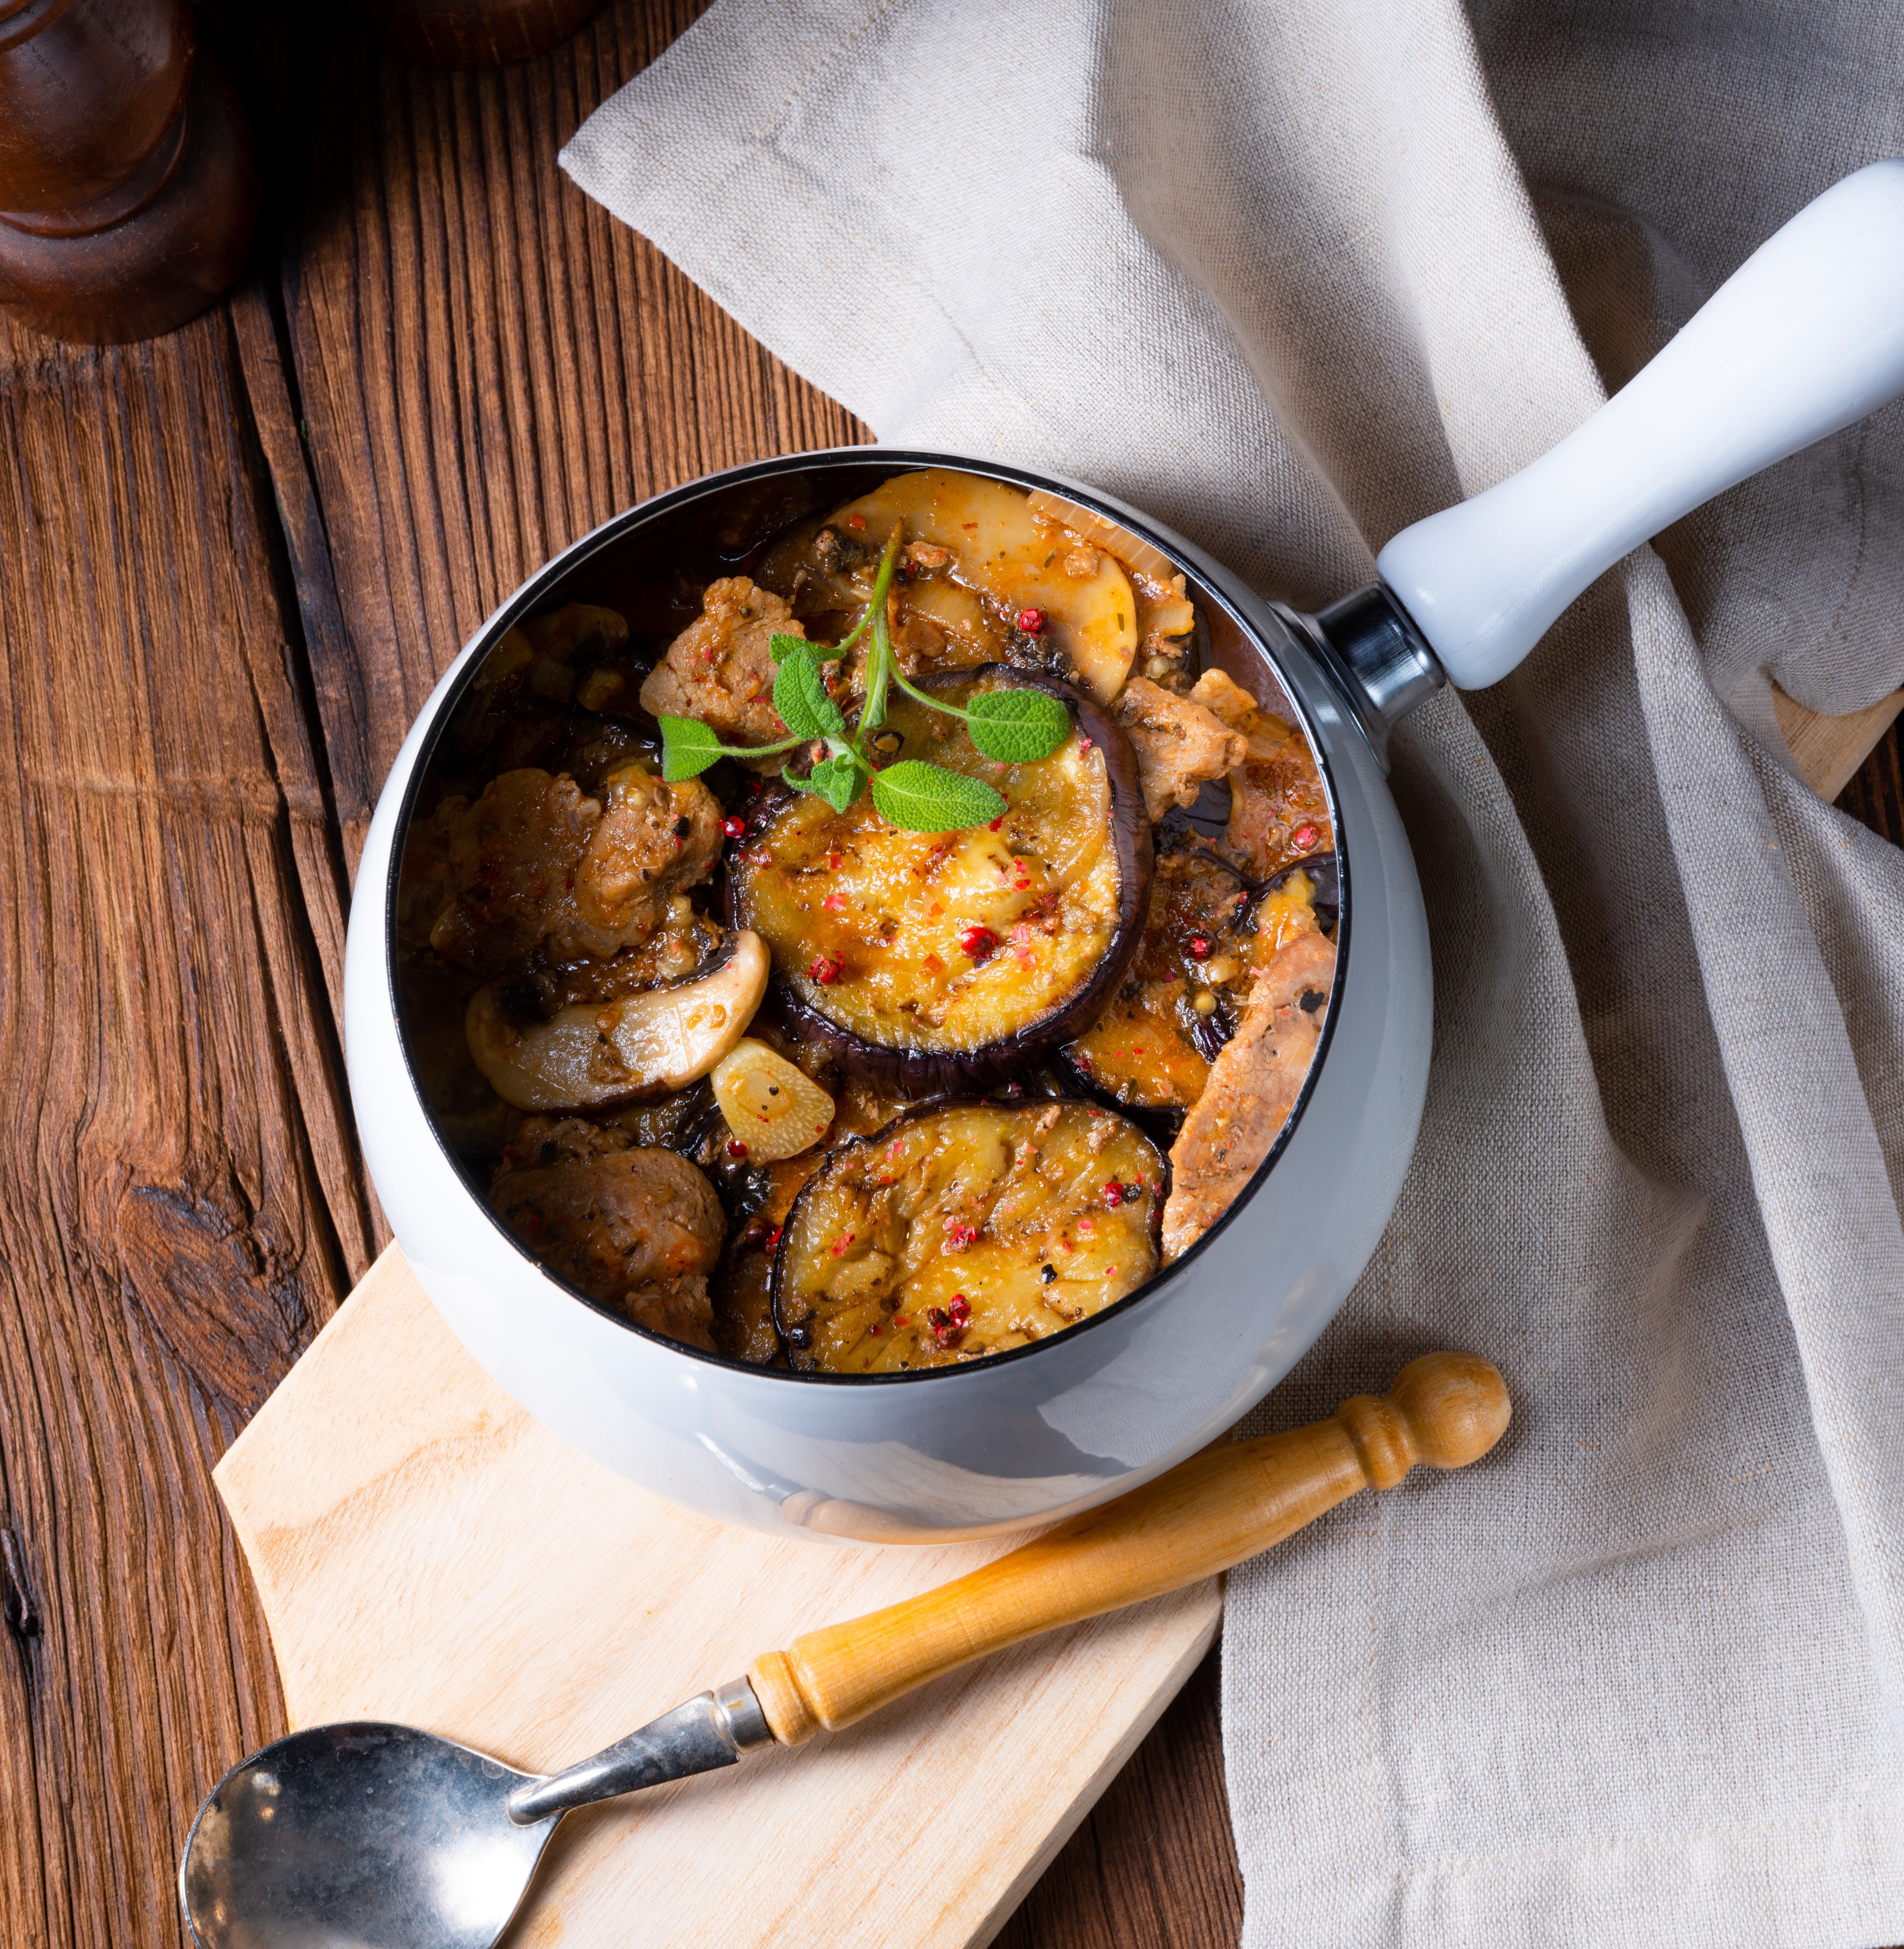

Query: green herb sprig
[{"left": 656, "top": 524, "right": 1072, "bottom": 832}]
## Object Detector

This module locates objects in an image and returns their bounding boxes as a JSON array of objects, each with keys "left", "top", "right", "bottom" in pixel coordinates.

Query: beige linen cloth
[{"left": 562, "top": 2, "right": 1904, "bottom": 1941}]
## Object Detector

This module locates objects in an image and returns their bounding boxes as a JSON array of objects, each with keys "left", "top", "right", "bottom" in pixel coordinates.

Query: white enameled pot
[{"left": 343, "top": 161, "right": 1904, "bottom": 1544}]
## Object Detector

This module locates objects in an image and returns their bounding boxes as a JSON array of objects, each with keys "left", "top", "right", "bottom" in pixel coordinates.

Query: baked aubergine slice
[
  {"left": 727, "top": 667, "right": 1154, "bottom": 1095},
  {"left": 771, "top": 1098, "right": 1167, "bottom": 1373}
]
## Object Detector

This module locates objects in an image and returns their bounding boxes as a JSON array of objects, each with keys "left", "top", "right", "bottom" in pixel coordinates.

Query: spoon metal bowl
[{"left": 181, "top": 1724, "right": 555, "bottom": 1949}]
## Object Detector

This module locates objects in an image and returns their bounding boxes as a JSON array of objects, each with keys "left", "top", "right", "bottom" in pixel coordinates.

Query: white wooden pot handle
[{"left": 1377, "top": 159, "right": 1904, "bottom": 689}]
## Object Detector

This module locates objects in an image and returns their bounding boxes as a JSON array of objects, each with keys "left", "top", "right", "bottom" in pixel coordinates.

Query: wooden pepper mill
[{"left": 0, "top": 0, "right": 259, "bottom": 345}]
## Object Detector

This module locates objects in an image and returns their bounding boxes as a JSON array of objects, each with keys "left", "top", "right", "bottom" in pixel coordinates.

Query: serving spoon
[{"left": 180, "top": 1349, "right": 1507, "bottom": 1949}]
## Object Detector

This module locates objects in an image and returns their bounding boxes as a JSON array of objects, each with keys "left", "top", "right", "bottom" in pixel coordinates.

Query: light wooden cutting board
[{"left": 215, "top": 1246, "right": 1221, "bottom": 1949}]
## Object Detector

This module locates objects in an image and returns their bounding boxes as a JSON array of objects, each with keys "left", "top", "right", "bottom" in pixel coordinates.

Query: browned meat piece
[
  {"left": 417, "top": 765, "right": 719, "bottom": 977},
  {"left": 1162, "top": 931, "right": 1336, "bottom": 1260},
  {"left": 421, "top": 770, "right": 598, "bottom": 974},
  {"left": 490, "top": 1117, "right": 725, "bottom": 1350},
  {"left": 638, "top": 576, "right": 804, "bottom": 759},
  {"left": 1187, "top": 667, "right": 1261, "bottom": 729},
  {"left": 1183, "top": 670, "right": 1334, "bottom": 882},
  {"left": 624, "top": 1281, "right": 721, "bottom": 1348},
  {"left": 576, "top": 761, "right": 722, "bottom": 939},
  {"left": 1114, "top": 675, "right": 1247, "bottom": 820},
  {"left": 521, "top": 602, "right": 629, "bottom": 662}
]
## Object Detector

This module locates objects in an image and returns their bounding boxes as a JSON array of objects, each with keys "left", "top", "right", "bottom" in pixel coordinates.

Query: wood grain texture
[
  {"left": 1774, "top": 681, "right": 1904, "bottom": 803},
  {"left": 0, "top": 305, "right": 369, "bottom": 1946},
  {"left": 993, "top": 1643, "right": 1243, "bottom": 1949},
  {"left": 364, "top": 0, "right": 607, "bottom": 70},
  {"left": 213, "top": 1245, "right": 1224, "bottom": 1949},
  {"left": 1840, "top": 717, "right": 1904, "bottom": 845}
]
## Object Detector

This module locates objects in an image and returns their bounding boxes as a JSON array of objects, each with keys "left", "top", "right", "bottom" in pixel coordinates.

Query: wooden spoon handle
[{"left": 747, "top": 1350, "right": 1509, "bottom": 1744}]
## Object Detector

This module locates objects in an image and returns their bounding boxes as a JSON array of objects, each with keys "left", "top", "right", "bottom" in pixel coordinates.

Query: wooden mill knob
[
  {"left": 749, "top": 1351, "right": 1512, "bottom": 1744},
  {"left": 0, "top": 0, "right": 258, "bottom": 345}
]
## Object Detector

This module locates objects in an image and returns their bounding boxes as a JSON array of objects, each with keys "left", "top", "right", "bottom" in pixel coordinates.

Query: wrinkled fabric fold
[{"left": 562, "top": 2, "right": 1904, "bottom": 1940}]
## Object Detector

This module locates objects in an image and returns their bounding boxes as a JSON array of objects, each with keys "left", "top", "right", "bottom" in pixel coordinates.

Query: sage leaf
[
  {"left": 774, "top": 646, "right": 846, "bottom": 742},
  {"left": 770, "top": 630, "right": 841, "bottom": 666},
  {"left": 800, "top": 751, "right": 867, "bottom": 813},
  {"left": 965, "top": 688, "right": 1071, "bottom": 764},
  {"left": 871, "top": 759, "right": 1007, "bottom": 832},
  {"left": 657, "top": 715, "right": 726, "bottom": 781}
]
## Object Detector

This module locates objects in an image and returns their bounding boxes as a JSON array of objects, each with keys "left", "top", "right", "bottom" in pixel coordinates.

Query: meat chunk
[
  {"left": 1162, "top": 931, "right": 1336, "bottom": 1260},
  {"left": 416, "top": 765, "right": 719, "bottom": 977},
  {"left": 1115, "top": 675, "right": 1247, "bottom": 820},
  {"left": 1183, "top": 670, "right": 1334, "bottom": 882},
  {"left": 638, "top": 576, "right": 803, "bottom": 759},
  {"left": 521, "top": 602, "right": 629, "bottom": 664},
  {"left": 489, "top": 1117, "right": 725, "bottom": 1350},
  {"left": 576, "top": 761, "right": 723, "bottom": 941},
  {"left": 1187, "top": 667, "right": 1261, "bottom": 730},
  {"left": 419, "top": 770, "right": 598, "bottom": 974}
]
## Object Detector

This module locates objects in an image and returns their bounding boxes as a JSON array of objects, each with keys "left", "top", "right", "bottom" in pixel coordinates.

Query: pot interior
[{"left": 384, "top": 452, "right": 1347, "bottom": 1382}]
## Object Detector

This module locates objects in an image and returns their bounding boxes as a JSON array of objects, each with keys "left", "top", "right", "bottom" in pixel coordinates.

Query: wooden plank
[
  {"left": 0, "top": 307, "right": 368, "bottom": 1949},
  {"left": 1839, "top": 718, "right": 1904, "bottom": 844},
  {"left": 993, "top": 1642, "right": 1243, "bottom": 1949},
  {"left": 213, "top": 1245, "right": 1224, "bottom": 1949},
  {"left": 228, "top": 271, "right": 377, "bottom": 891}
]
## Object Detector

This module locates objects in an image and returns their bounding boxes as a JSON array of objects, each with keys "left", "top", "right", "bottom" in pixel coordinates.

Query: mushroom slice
[
  {"left": 822, "top": 470, "right": 1141, "bottom": 702},
  {"left": 467, "top": 930, "right": 769, "bottom": 1112}
]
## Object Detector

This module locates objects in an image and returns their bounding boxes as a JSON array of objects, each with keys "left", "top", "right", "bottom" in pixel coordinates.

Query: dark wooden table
[{"left": 1, "top": 6, "right": 1897, "bottom": 1945}]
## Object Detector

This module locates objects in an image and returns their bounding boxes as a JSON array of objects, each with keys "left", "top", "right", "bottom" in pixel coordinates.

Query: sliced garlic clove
[{"left": 711, "top": 1037, "right": 836, "bottom": 1161}]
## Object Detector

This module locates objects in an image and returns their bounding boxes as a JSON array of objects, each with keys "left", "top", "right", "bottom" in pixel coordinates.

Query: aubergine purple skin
[
  {"left": 1049, "top": 1044, "right": 1193, "bottom": 1146},
  {"left": 768, "top": 1094, "right": 1171, "bottom": 1354},
  {"left": 724, "top": 665, "right": 1156, "bottom": 1096}
]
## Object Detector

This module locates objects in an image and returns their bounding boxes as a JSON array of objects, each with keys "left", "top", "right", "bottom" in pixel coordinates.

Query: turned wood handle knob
[{"left": 748, "top": 1351, "right": 1511, "bottom": 1744}]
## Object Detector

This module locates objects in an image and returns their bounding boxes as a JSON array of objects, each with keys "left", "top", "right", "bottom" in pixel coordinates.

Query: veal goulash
[{"left": 396, "top": 469, "right": 1337, "bottom": 1371}]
